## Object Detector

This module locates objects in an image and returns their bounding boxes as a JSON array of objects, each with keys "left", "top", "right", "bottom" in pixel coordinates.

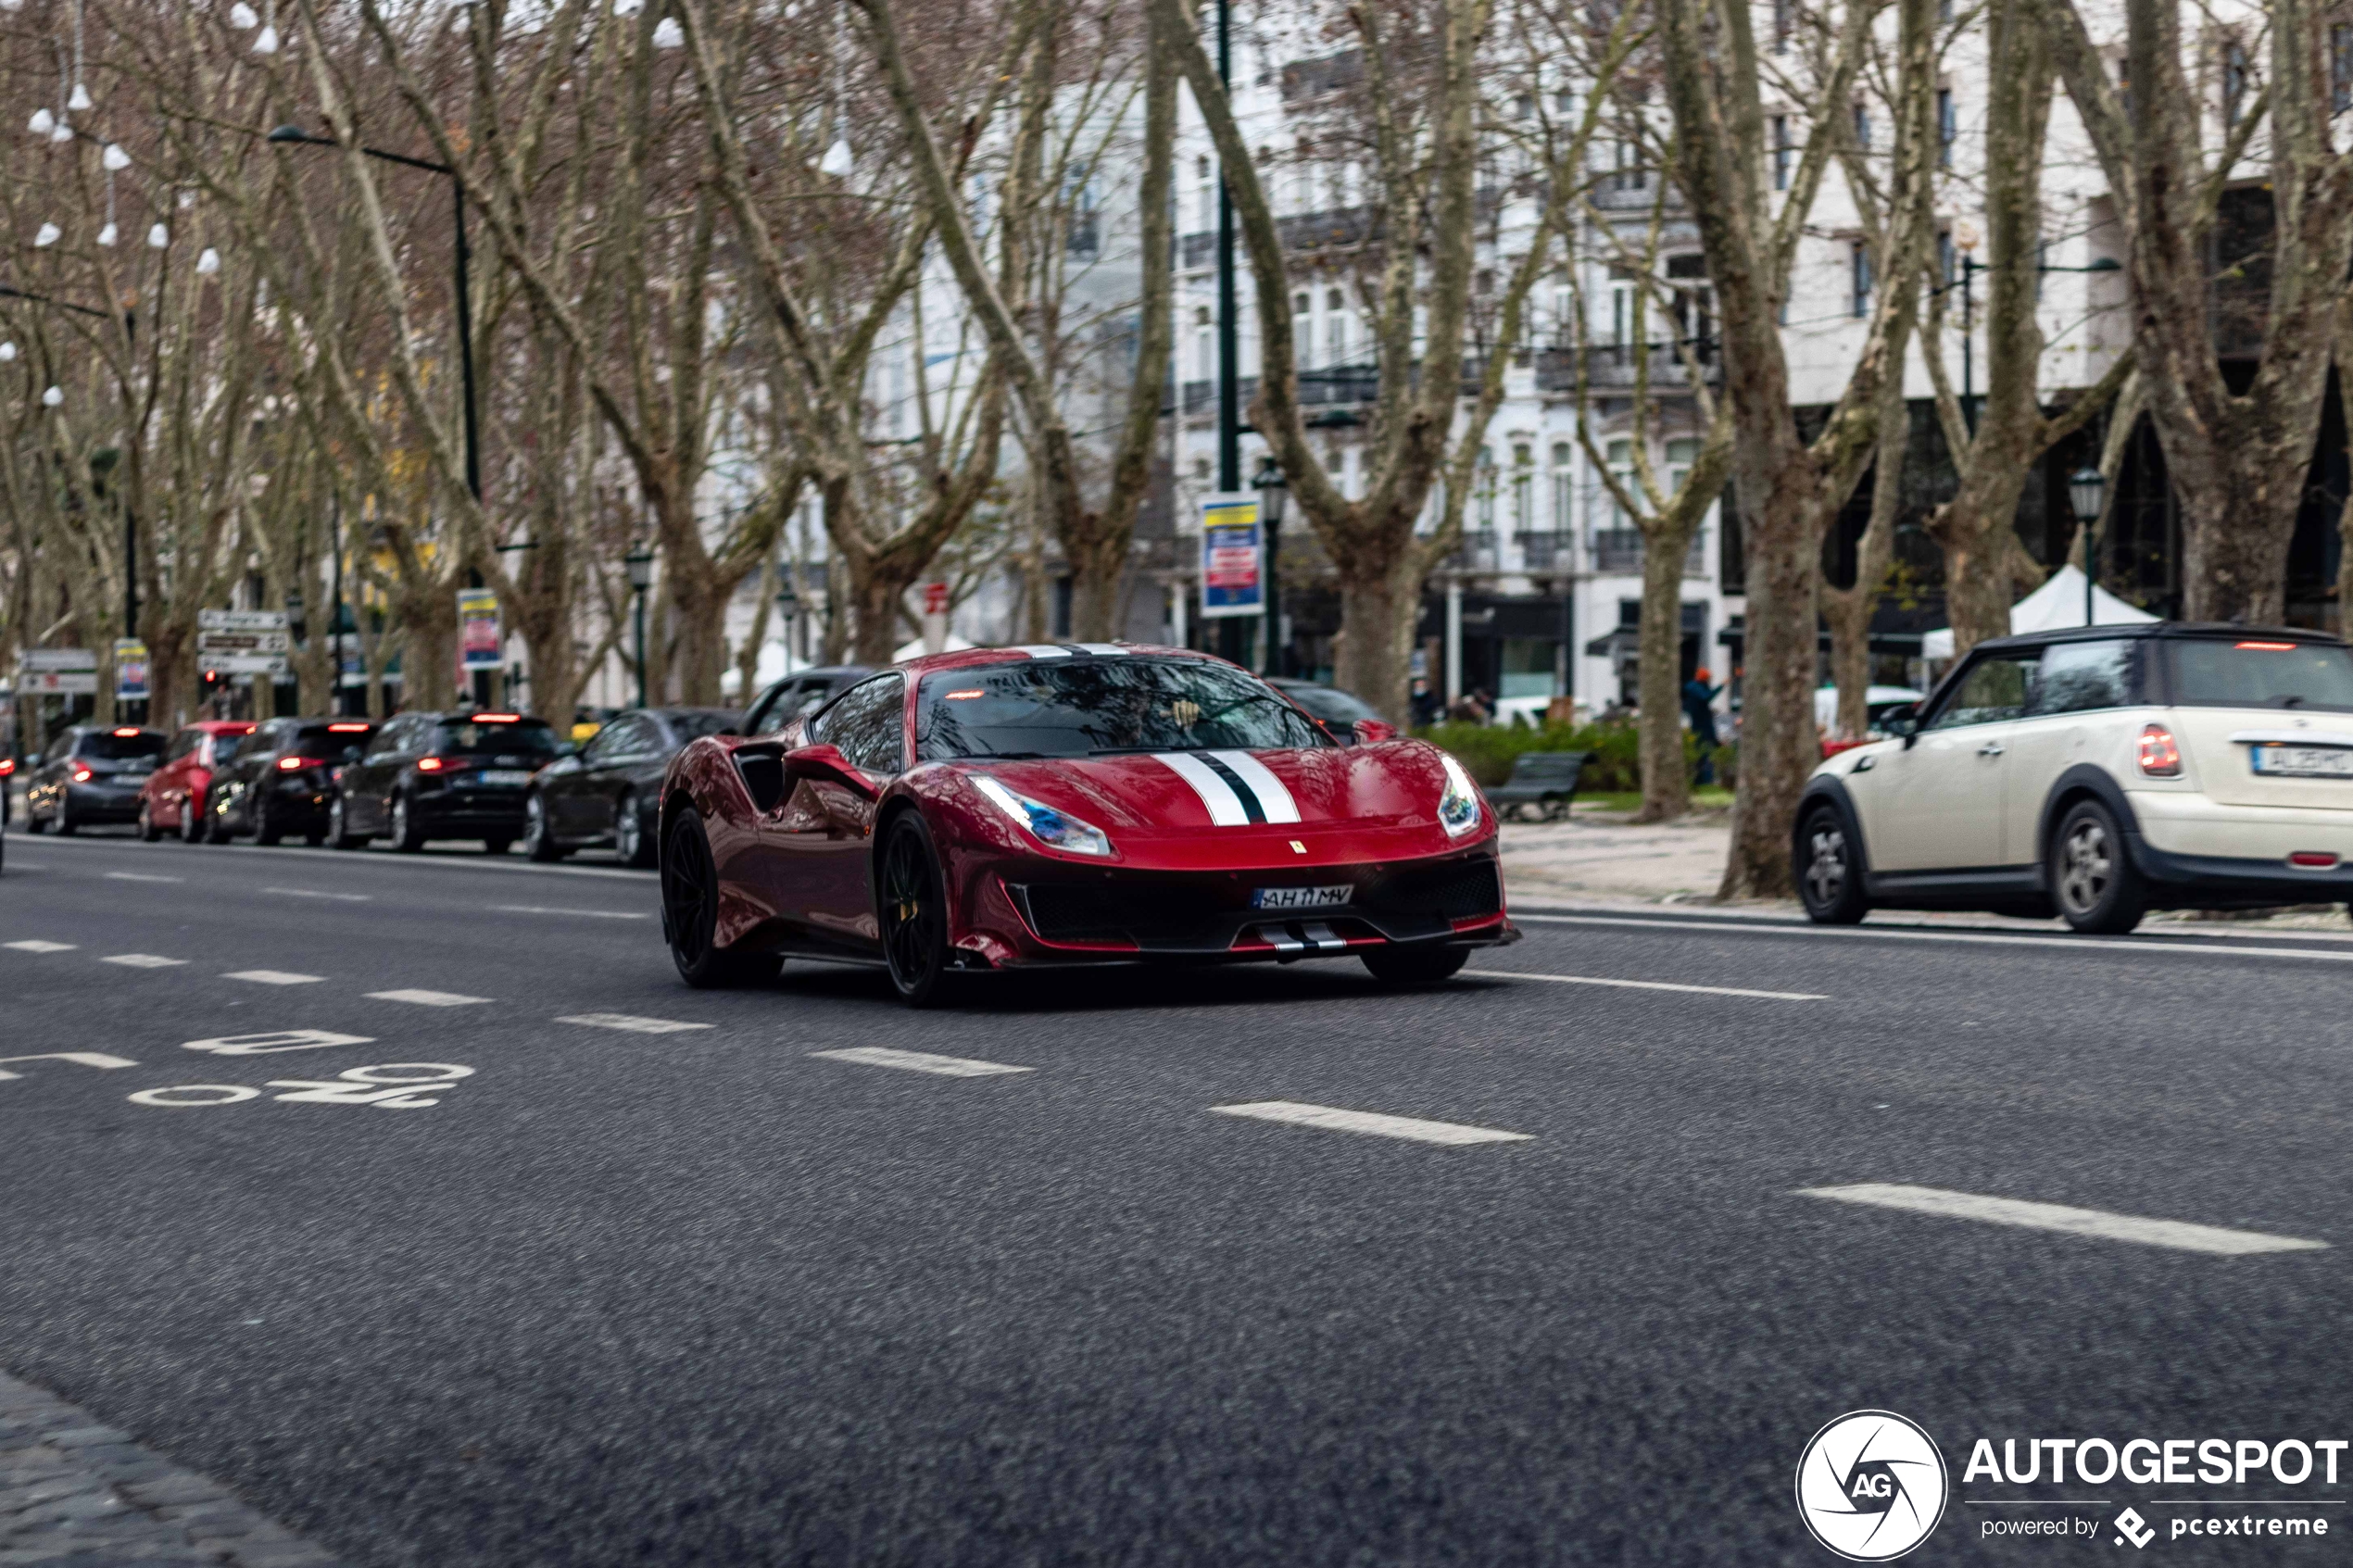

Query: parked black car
[
  {"left": 1268, "top": 677, "right": 1388, "bottom": 740},
  {"left": 204, "top": 717, "right": 378, "bottom": 846},
  {"left": 741, "top": 666, "right": 875, "bottom": 739},
  {"left": 329, "top": 709, "right": 561, "bottom": 854},
  {"left": 522, "top": 707, "right": 737, "bottom": 866},
  {"left": 22, "top": 725, "right": 167, "bottom": 834}
]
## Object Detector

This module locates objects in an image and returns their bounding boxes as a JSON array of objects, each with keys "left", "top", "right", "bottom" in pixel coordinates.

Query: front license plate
[
  {"left": 477, "top": 770, "right": 535, "bottom": 786},
  {"left": 1251, "top": 884, "right": 1353, "bottom": 910},
  {"left": 2251, "top": 746, "right": 2353, "bottom": 778}
]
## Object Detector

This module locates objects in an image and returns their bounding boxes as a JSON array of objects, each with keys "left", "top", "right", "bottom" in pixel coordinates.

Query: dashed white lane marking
[
  {"left": 220, "top": 970, "right": 326, "bottom": 986},
  {"left": 101, "top": 954, "right": 188, "bottom": 969},
  {"left": 4, "top": 940, "right": 76, "bottom": 953},
  {"left": 495, "top": 905, "right": 650, "bottom": 920},
  {"left": 555, "top": 1013, "right": 711, "bottom": 1035},
  {"left": 1799, "top": 1184, "right": 2328, "bottom": 1256},
  {"left": 1518, "top": 912, "right": 2353, "bottom": 965},
  {"left": 265, "top": 886, "right": 372, "bottom": 902},
  {"left": 1466, "top": 969, "right": 1825, "bottom": 1001},
  {"left": 811, "top": 1047, "right": 1034, "bottom": 1078},
  {"left": 105, "top": 872, "right": 183, "bottom": 884},
  {"left": 365, "top": 988, "right": 491, "bottom": 1008},
  {"left": 1209, "top": 1101, "right": 1533, "bottom": 1147}
]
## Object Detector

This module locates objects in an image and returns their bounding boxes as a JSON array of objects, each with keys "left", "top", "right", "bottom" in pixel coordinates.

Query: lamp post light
[
  {"left": 774, "top": 579, "right": 801, "bottom": 671},
  {"left": 2069, "top": 466, "right": 2108, "bottom": 628},
  {"left": 1251, "top": 454, "right": 1287, "bottom": 677},
  {"left": 624, "top": 546, "right": 655, "bottom": 709}
]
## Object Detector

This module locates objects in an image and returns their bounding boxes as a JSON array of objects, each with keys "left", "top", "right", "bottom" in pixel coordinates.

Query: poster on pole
[
  {"left": 1199, "top": 494, "right": 1264, "bottom": 619},
  {"left": 458, "top": 588, "right": 502, "bottom": 671},
  {"left": 113, "top": 640, "right": 149, "bottom": 701}
]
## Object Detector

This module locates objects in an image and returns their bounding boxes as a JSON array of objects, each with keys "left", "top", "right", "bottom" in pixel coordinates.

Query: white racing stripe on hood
[
  {"left": 1211, "top": 750, "right": 1302, "bottom": 823},
  {"left": 1154, "top": 751, "right": 1250, "bottom": 825},
  {"left": 1011, "top": 644, "right": 1073, "bottom": 659}
]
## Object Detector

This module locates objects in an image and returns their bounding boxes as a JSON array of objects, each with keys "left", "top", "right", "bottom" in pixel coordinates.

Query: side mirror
[
  {"left": 784, "top": 742, "right": 880, "bottom": 802},
  {"left": 1353, "top": 719, "right": 1399, "bottom": 745},
  {"left": 1881, "top": 703, "right": 1921, "bottom": 745}
]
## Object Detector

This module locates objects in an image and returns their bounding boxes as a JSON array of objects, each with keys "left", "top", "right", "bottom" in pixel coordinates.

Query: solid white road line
[
  {"left": 265, "top": 887, "right": 372, "bottom": 902},
  {"left": 101, "top": 954, "right": 187, "bottom": 969},
  {"left": 14, "top": 831, "right": 650, "bottom": 880},
  {"left": 811, "top": 1046, "right": 1035, "bottom": 1078},
  {"left": 555, "top": 1012, "right": 712, "bottom": 1035},
  {"left": 220, "top": 970, "right": 325, "bottom": 986},
  {"left": 365, "top": 988, "right": 491, "bottom": 1007},
  {"left": 1517, "top": 912, "right": 2353, "bottom": 965},
  {"left": 1466, "top": 968, "right": 1825, "bottom": 1000},
  {"left": 105, "top": 872, "right": 183, "bottom": 884},
  {"left": 3, "top": 940, "right": 76, "bottom": 953},
  {"left": 494, "top": 905, "right": 650, "bottom": 920},
  {"left": 1799, "top": 1184, "right": 2328, "bottom": 1256},
  {"left": 1209, "top": 1100, "right": 1533, "bottom": 1147}
]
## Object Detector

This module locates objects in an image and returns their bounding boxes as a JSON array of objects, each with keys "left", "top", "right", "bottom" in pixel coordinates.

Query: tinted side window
[
  {"left": 813, "top": 676, "right": 906, "bottom": 774},
  {"left": 168, "top": 730, "right": 200, "bottom": 762},
  {"left": 2030, "top": 640, "right": 2135, "bottom": 716},
  {"left": 1927, "top": 654, "right": 2040, "bottom": 728},
  {"left": 366, "top": 719, "right": 409, "bottom": 758}
]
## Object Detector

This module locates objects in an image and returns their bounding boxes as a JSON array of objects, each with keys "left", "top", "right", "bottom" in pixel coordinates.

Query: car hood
[{"left": 950, "top": 741, "right": 1453, "bottom": 840}]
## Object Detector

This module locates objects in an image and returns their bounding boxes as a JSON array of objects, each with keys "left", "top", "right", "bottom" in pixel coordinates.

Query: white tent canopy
[{"left": 1919, "top": 564, "right": 2156, "bottom": 660}]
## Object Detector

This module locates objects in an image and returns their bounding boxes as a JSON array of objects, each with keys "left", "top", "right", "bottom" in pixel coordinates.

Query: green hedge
[{"left": 1413, "top": 718, "right": 1736, "bottom": 794}]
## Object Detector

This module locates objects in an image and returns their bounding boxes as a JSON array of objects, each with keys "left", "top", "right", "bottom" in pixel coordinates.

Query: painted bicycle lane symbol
[{"left": 0, "top": 1030, "right": 480, "bottom": 1112}]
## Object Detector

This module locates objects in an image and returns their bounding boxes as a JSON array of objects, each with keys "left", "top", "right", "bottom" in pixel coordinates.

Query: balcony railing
[
  {"left": 1535, "top": 341, "right": 1719, "bottom": 393},
  {"left": 1589, "top": 528, "right": 1710, "bottom": 577}
]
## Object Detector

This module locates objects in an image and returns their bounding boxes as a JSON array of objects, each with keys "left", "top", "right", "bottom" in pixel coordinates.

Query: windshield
[
  {"left": 2170, "top": 639, "right": 2353, "bottom": 712},
  {"left": 914, "top": 658, "right": 1330, "bottom": 761},
  {"left": 295, "top": 724, "right": 374, "bottom": 761},
  {"left": 434, "top": 720, "right": 559, "bottom": 758},
  {"left": 78, "top": 732, "right": 165, "bottom": 761}
]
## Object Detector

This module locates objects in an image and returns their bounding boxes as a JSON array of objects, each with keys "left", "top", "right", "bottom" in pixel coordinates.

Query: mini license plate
[
  {"left": 477, "top": 770, "right": 535, "bottom": 787},
  {"left": 1251, "top": 884, "right": 1353, "bottom": 910},
  {"left": 2250, "top": 746, "right": 2353, "bottom": 779}
]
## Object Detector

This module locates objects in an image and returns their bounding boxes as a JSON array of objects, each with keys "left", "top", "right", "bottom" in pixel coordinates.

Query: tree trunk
[
  {"left": 1331, "top": 547, "right": 1420, "bottom": 726},
  {"left": 1825, "top": 385, "right": 1908, "bottom": 739},
  {"left": 1720, "top": 460, "right": 1829, "bottom": 898},
  {"left": 1633, "top": 517, "right": 1698, "bottom": 822}
]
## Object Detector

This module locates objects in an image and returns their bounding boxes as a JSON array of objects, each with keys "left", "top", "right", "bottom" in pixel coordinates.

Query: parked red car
[{"left": 137, "top": 721, "right": 257, "bottom": 843}]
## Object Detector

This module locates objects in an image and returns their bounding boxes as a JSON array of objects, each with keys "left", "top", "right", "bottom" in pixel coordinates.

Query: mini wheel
[
  {"left": 2051, "top": 798, "right": 2147, "bottom": 935},
  {"left": 1795, "top": 803, "right": 1869, "bottom": 924}
]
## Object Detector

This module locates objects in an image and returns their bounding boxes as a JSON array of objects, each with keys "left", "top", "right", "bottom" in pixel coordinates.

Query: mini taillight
[
  {"left": 69, "top": 766, "right": 93, "bottom": 782},
  {"left": 416, "top": 757, "right": 446, "bottom": 772},
  {"left": 2138, "top": 723, "right": 2182, "bottom": 777}
]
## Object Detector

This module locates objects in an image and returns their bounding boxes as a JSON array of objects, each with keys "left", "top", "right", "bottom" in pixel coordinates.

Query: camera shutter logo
[{"left": 1794, "top": 1411, "right": 1949, "bottom": 1561}]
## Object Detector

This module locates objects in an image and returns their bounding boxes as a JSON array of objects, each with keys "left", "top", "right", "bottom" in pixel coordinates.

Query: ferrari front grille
[{"left": 1362, "top": 858, "right": 1502, "bottom": 921}]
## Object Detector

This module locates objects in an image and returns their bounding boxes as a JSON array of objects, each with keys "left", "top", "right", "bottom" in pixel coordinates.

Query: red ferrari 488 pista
[{"left": 657, "top": 645, "right": 1516, "bottom": 1004}]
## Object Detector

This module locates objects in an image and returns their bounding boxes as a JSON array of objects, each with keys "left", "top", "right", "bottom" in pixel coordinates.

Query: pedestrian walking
[{"left": 1683, "top": 667, "right": 1724, "bottom": 785}]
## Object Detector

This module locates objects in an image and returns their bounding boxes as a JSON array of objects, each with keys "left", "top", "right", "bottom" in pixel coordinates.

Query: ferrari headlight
[
  {"left": 972, "top": 775, "right": 1114, "bottom": 857},
  {"left": 1437, "top": 754, "right": 1483, "bottom": 836}
]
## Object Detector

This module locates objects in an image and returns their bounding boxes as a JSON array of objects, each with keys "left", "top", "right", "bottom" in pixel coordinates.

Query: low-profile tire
[
  {"left": 24, "top": 808, "right": 46, "bottom": 834},
  {"left": 203, "top": 796, "right": 234, "bottom": 844},
  {"left": 1360, "top": 944, "right": 1471, "bottom": 985},
  {"left": 181, "top": 796, "right": 207, "bottom": 844},
  {"left": 253, "top": 792, "right": 285, "bottom": 847},
  {"left": 388, "top": 794, "right": 426, "bottom": 853},
  {"left": 661, "top": 803, "right": 777, "bottom": 988},
  {"left": 522, "top": 794, "right": 569, "bottom": 862},
  {"left": 55, "top": 797, "right": 76, "bottom": 836},
  {"left": 302, "top": 830, "right": 327, "bottom": 848},
  {"left": 483, "top": 835, "right": 513, "bottom": 856},
  {"left": 614, "top": 792, "right": 657, "bottom": 870},
  {"left": 1795, "top": 803, "right": 1870, "bottom": 925},
  {"left": 876, "top": 811, "right": 957, "bottom": 1007},
  {"left": 326, "top": 797, "right": 367, "bottom": 850},
  {"left": 2050, "top": 797, "right": 2147, "bottom": 935},
  {"left": 138, "top": 801, "right": 163, "bottom": 843}
]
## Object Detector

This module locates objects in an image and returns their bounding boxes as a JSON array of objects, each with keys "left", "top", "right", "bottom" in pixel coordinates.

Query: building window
[
  {"left": 1937, "top": 228, "right": 1957, "bottom": 285},
  {"left": 2223, "top": 40, "right": 2250, "bottom": 128},
  {"left": 1511, "top": 444, "right": 1534, "bottom": 532},
  {"left": 1476, "top": 449, "right": 1497, "bottom": 529},
  {"left": 1851, "top": 243, "right": 1873, "bottom": 318},
  {"left": 1552, "top": 441, "right": 1575, "bottom": 535},
  {"left": 1937, "top": 89, "right": 1956, "bottom": 168},
  {"left": 1196, "top": 156, "right": 1214, "bottom": 232},
  {"left": 1771, "top": 116, "right": 1792, "bottom": 191},
  {"left": 1608, "top": 267, "right": 1640, "bottom": 350},
  {"left": 2334, "top": 25, "right": 2353, "bottom": 114},
  {"left": 1325, "top": 286, "right": 1349, "bottom": 366},
  {"left": 1293, "top": 290, "right": 1313, "bottom": 370},
  {"left": 1196, "top": 307, "right": 1215, "bottom": 382},
  {"left": 1614, "top": 138, "right": 1644, "bottom": 192},
  {"left": 1772, "top": 0, "right": 1791, "bottom": 53},
  {"left": 1853, "top": 101, "right": 1871, "bottom": 150}
]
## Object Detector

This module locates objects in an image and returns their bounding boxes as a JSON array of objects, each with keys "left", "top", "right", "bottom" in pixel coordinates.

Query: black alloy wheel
[
  {"left": 615, "top": 792, "right": 656, "bottom": 870},
  {"left": 327, "top": 797, "right": 366, "bottom": 850},
  {"left": 877, "top": 812, "right": 955, "bottom": 1008},
  {"left": 2051, "top": 798, "right": 2147, "bottom": 935},
  {"left": 389, "top": 793, "right": 426, "bottom": 853},
  {"left": 1360, "top": 943, "right": 1470, "bottom": 985},
  {"left": 253, "top": 790, "right": 285, "bottom": 847},
  {"left": 1795, "top": 804, "right": 1869, "bottom": 925},
  {"left": 662, "top": 804, "right": 776, "bottom": 988},
  {"left": 203, "top": 793, "right": 235, "bottom": 844}
]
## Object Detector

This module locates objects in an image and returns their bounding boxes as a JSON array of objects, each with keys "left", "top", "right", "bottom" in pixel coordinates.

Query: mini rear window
[
  {"left": 434, "top": 720, "right": 559, "bottom": 757},
  {"left": 2169, "top": 639, "right": 2353, "bottom": 712},
  {"left": 77, "top": 732, "right": 165, "bottom": 760}
]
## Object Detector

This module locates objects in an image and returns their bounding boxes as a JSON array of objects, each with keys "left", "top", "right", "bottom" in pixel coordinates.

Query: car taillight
[
  {"left": 416, "top": 757, "right": 446, "bottom": 772},
  {"left": 2138, "top": 723, "right": 2182, "bottom": 777},
  {"left": 277, "top": 755, "right": 321, "bottom": 771},
  {"left": 112, "top": 726, "right": 142, "bottom": 737},
  {"left": 2290, "top": 851, "right": 2340, "bottom": 869},
  {"left": 0, "top": 759, "right": 14, "bottom": 776},
  {"left": 70, "top": 766, "right": 93, "bottom": 782},
  {"left": 328, "top": 722, "right": 370, "bottom": 733}
]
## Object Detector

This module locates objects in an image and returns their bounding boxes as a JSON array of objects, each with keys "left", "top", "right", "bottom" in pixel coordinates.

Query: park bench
[{"left": 1487, "top": 750, "right": 1592, "bottom": 822}]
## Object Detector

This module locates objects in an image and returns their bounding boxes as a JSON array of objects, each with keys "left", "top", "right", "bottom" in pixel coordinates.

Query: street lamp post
[
  {"left": 624, "top": 547, "right": 655, "bottom": 709},
  {"left": 1252, "top": 455, "right": 1287, "bottom": 677},
  {"left": 775, "top": 580, "right": 801, "bottom": 672},
  {"left": 2069, "top": 467, "right": 2107, "bottom": 629}
]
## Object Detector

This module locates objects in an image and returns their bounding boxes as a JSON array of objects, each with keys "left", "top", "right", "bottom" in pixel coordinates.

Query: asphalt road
[{"left": 4, "top": 823, "right": 2351, "bottom": 1564}]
